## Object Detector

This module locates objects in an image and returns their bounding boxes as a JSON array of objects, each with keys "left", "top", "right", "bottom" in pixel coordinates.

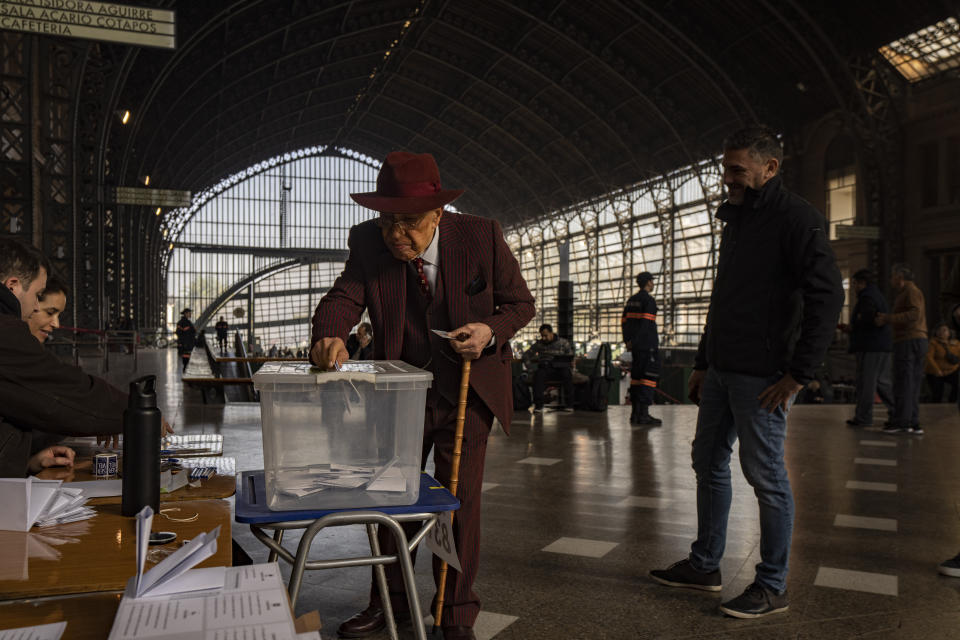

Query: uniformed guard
[{"left": 622, "top": 272, "right": 662, "bottom": 425}]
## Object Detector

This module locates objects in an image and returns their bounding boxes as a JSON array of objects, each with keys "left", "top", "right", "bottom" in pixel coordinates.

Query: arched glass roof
[{"left": 163, "top": 147, "right": 379, "bottom": 349}]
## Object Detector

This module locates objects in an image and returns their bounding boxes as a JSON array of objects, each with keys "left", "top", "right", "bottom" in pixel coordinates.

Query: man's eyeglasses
[{"left": 375, "top": 212, "right": 429, "bottom": 232}]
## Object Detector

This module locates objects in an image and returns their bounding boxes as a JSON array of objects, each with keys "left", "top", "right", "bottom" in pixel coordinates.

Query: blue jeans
[
  {"left": 689, "top": 368, "right": 795, "bottom": 593},
  {"left": 892, "top": 338, "right": 927, "bottom": 427}
]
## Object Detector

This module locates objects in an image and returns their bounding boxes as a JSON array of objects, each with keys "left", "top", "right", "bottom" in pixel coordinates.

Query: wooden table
[
  {"left": 0, "top": 499, "right": 232, "bottom": 601},
  {"left": 0, "top": 593, "right": 120, "bottom": 639},
  {"left": 37, "top": 458, "right": 237, "bottom": 503}
]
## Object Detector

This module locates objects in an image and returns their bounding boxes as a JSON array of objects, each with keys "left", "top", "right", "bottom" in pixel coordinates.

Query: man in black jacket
[
  {"left": 846, "top": 269, "right": 894, "bottom": 426},
  {"left": 0, "top": 238, "right": 128, "bottom": 477},
  {"left": 622, "top": 272, "right": 661, "bottom": 425},
  {"left": 649, "top": 126, "right": 844, "bottom": 618}
]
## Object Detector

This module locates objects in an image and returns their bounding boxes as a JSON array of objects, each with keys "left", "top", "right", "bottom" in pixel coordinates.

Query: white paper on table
[
  {"left": 108, "top": 564, "right": 296, "bottom": 640},
  {"left": 204, "top": 589, "right": 292, "bottom": 629},
  {"left": 27, "top": 480, "right": 62, "bottom": 527},
  {"left": 64, "top": 479, "right": 123, "bottom": 497},
  {"left": 221, "top": 563, "right": 284, "bottom": 593},
  {"left": 160, "top": 470, "right": 190, "bottom": 493},
  {"left": 130, "top": 506, "right": 225, "bottom": 599},
  {"left": 0, "top": 478, "right": 30, "bottom": 532},
  {"left": 0, "top": 478, "right": 63, "bottom": 532},
  {"left": 0, "top": 621, "right": 67, "bottom": 640},
  {"left": 109, "top": 596, "right": 206, "bottom": 638}
]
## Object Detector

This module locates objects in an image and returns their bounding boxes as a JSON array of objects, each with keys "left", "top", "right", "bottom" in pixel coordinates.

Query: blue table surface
[{"left": 235, "top": 470, "right": 460, "bottom": 523}]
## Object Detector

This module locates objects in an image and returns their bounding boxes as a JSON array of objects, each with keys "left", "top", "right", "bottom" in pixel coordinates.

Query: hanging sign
[
  {"left": 0, "top": 1, "right": 176, "bottom": 50},
  {"left": 835, "top": 225, "right": 881, "bottom": 240},
  {"left": 114, "top": 186, "right": 191, "bottom": 207}
]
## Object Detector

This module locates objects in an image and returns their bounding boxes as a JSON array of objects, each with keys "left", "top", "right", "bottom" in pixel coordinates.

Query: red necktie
[{"left": 412, "top": 257, "right": 432, "bottom": 302}]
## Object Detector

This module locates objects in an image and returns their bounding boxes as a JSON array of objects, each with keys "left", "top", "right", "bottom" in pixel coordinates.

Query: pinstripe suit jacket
[{"left": 311, "top": 212, "right": 535, "bottom": 433}]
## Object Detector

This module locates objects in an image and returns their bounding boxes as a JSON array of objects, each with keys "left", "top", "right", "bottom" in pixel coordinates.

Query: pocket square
[{"left": 465, "top": 274, "right": 487, "bottom": 296}]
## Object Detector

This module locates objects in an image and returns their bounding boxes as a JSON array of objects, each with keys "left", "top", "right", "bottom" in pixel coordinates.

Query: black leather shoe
[
  {"left": 337, "top": 605, "right": 410, "bottom": 638},
  {"left": 443, "top": 626, "right": 477, "bottom": 640}
]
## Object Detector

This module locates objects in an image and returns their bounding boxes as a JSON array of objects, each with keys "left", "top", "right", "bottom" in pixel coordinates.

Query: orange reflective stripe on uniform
[
  {"left": 639, "top": 313, "right": 656, "bottom": 321},
  {"left": 623, "top": 312, "right": 644, "bottom": 319},
  {"left": 630, "top": 379, "right": 658, "bottom": 387}
]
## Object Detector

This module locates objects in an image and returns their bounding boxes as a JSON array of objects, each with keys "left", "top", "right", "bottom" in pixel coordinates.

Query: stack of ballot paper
[
  {"left": 276, "top": 457, "right": 406, "bottom": 498},
  {"left": 127, "top": 505, "right": 225, "bottom": 598},
  {"left": 0, "top": 477, "right": 95, "bottom": 532},
  {"left": 110, "top": 561, "right": 316, "bottom": 640}
]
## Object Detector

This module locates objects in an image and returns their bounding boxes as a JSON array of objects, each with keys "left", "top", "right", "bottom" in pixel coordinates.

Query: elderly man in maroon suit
[{"left": 310, "top": 152, "right": 535, "bottom": 640}]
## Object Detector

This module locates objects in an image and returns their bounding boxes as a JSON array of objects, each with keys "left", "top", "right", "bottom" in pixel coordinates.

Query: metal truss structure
[{"left": 2, "top": 1, "right": 953, "bottom": 337}]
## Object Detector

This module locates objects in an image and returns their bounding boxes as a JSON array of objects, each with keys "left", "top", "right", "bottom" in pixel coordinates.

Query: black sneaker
[
  {"left": 939, "top": 553, "right": 960, "bottom": 577},
  {"left": 649, "top": 559, "right": 721, "bottom": 592},
  {"left": 908, "top": 425, "right": 924, "bottom": 435},
  {"left": 882, "top": 424, "right": 904, "bottom": 434},
  {"left": 636, "top": 414, "right": 663, "bottom": 426},
  {"left": 719, "top": 582, "right": 789, "bottom": 618}
]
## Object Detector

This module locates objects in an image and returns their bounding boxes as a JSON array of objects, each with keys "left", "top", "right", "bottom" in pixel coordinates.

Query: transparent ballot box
[{"left": 253, "top": 361, "right": 432, "bottom": 510}]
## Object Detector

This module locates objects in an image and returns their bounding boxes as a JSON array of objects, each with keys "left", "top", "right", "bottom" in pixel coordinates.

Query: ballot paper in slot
[
  {"left": 0, "top": 477, "right": 95, "bottom": 532},
  {"left": 125, "top": 505, "right": 225, "bottom": 598}
]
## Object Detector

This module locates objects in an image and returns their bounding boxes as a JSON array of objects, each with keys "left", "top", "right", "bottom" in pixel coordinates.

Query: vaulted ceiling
[{"left": 109, "top": 0, "right": 952, "bottom": 225}]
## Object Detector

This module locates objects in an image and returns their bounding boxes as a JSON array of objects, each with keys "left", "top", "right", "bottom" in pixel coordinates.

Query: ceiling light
[
  {"left": 155, "top": 207, "right": 161, "bottom": 215},
  {"left": 116, "top": 110, "right": 131, "bottom": 124}
]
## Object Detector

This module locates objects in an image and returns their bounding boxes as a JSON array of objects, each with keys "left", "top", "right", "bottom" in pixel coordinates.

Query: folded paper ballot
[
  {"left": 0, "top": 478, "right": 95, "bottom": 532},
  {"left": 126, "top": 505, "right": 225, "bottom": 598}
]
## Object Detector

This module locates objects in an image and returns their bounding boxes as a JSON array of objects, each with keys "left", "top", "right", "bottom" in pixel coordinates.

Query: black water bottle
[{"left": 121, "top": 375, "right": 161, "bottom": 516}]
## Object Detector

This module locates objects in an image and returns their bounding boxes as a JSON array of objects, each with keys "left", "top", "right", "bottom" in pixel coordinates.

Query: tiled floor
[{"left": 130, "top": 349, "right": 960, "bottom": 639}]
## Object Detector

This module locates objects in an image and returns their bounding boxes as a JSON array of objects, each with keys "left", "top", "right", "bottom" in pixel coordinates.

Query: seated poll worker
[
  {"left": 27, "top": 275, "right": 68, "bottom": 343},
  {"left": 310, "top": 152, "right": 535, "bottom": 640},
  {"left": 23, "top": 275, "right": 76, "bottom": 469},
  {"left": 0, "top": 238, "right": 171, "bottom": 478}
]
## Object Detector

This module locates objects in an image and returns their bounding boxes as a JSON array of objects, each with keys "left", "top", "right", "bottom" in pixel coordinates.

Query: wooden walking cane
[{"left": 432, "top": 357, "right": 471, "bottom": 636}]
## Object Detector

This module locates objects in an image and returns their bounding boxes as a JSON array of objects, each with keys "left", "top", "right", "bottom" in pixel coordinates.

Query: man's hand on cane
[{"left": 448, "top": 323, "right": 493, "bottom": 360}]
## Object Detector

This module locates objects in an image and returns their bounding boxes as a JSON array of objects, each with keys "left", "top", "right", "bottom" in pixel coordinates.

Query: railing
[{"left": 47, "top": 327, "right": 138, "bottom": 373}]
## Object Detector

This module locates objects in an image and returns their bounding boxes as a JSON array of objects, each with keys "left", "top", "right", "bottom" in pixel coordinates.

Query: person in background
[
  {"left": 523, "top": 323, "right": 575, "bottom": 413},
  {"left": 27, "top": 276, "right": 68, "bottom": 343},
  {"left": 845, "top": 269, "right": 894, "bottom": 427},
  {"left": 215, "top": 316, "right": 229, "bottom": 352},
  {"left": 875, "top": 264, "right": 927, "bottom": 434},
  {"left": 176, "top": 308, "right": 196, "bottom": 373},
  {"left": 649, "top": 126, "right": 844, "bottom": 619},
  {"left": 346, "top": 322, "right": 374, "bottom": 360},
  {"left": 924, "top": 322, "right": 960, "bottom": 403},
  {"left": 622, "top": 271, "right": 662, "bottom": 425}
]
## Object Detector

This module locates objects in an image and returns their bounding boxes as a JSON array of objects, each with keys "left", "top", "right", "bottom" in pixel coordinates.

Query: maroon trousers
[{"left": 371, "top": 392, "right": 493, "bottom": 627}]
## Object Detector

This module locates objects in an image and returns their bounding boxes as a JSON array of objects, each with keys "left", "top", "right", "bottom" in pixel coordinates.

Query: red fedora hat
[{"left": 350, "top": 151, "right": 464, "bottom": 214}]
